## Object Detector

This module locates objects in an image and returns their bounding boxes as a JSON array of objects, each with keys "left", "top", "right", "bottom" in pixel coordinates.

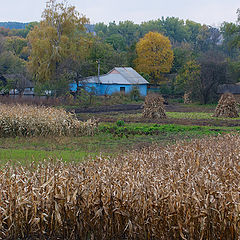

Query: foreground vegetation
[
  {"left": 0, "top": 134, "right": 239, "bottom": 239},
  {"left": 0, "top": 102, "right": 240, "bottom": 239},
  {"left": 0, "top": 104, "right": 97, "bottom": 137}
]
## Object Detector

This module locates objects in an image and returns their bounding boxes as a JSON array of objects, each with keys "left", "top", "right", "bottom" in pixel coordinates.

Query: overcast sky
[{"left": 0, "top": 0, "right": 239, "bottom": 26}]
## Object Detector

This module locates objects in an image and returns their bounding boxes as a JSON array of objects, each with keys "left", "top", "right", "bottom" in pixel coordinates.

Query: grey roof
[
  {"left": 113, "top": 67, "right": 148, "bottom": 84},
  {"left": 81, "top": 67, "right": 149, "bottom": 85},
  {"left": 5, "top": 74, "right": 34, "bottom": 88},
  {"left": 217, "top": 84, "right": 240, "bottom": 94}
]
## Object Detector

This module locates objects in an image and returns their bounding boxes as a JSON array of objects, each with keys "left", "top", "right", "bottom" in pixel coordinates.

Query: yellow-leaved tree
[
  {"left": 135, "top": 32, "right": 174, "bottom": 84},
  {"left": 27, "top": 0, "right": 90, "bottom": 94}
]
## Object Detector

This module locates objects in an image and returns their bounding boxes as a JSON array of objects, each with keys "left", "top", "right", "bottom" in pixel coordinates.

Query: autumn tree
[
  {"left": 27, "top": 0, "right": 89, "bottom": 95},
  {"left": 5, "top": 36, "right": 28, "bottom": 58},
  {"left": 135, "top": 32, "right": 174, "bottom": 84}
]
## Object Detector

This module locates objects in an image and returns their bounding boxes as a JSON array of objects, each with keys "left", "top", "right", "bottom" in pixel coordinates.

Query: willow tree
[
  {"left": 135, "top": 32, "right": 174, "bottom": 84},
  {"left": 28, "top": 0, "right": 90, "bottom": 94}
]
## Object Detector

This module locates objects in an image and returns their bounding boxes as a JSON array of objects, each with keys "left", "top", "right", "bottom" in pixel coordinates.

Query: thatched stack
[
  {"left": 183, "top": 92, "right": 192, "bottom": 104},
  {"left": 143, "top": 94, "right": 167, "bottom": 119},
  {"left": 213, "top": 92, "right": 239, "bottom": 118}
]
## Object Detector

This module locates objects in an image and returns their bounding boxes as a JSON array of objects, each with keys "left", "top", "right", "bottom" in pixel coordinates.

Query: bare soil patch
[{"left": 74, "top": 103, "right": 240, "bottom": 127}]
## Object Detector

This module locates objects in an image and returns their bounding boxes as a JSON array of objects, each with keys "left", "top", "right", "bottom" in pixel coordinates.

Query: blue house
[{"left": 70, "top": 67, "right": 149, "bottom": 96}]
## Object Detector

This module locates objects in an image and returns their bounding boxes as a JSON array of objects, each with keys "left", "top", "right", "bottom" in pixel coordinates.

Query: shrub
[
  {"left": 0, "top": 95, "right": 62, "bottom": 106},
  {"left": 116, "top": 119, "right": 125, "bottom": 127},
  {"left": 129, "top": 86, "right": 140, "bottom": 101}
]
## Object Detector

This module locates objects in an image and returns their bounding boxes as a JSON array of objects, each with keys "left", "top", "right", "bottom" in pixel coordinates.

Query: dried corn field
[
  {"left": 0, "top": 104, "right": 98, "bottom": 137},
  {"left": 0, "top": 134, "right": 240, "bottom": 239}
]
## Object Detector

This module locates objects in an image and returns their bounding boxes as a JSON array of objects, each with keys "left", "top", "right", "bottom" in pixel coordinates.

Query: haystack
[
  {"left": 143, "top": 94, "right": 166, "bottom": 119},
  {"left": 213, "top": 92, "right": 239, "bottom": 118},
  {"left": 183, "top": 92, "right": 192, "bottom": 104}
]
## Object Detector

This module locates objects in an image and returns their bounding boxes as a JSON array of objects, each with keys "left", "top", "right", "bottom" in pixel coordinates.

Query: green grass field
[
  {"left": 0, "top": 149, "right": 95, "bottom": 165},
  {"left": 166, "top": 111, "right": 240, "bottom": 120},
  {"left": 0, "top": 122, "right": 239, "bottom": 165}
]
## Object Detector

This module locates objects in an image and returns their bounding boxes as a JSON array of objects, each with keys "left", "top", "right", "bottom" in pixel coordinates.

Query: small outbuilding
[
  {"left": 70, "top": 67, "right": 149, "bottom": 96},
  {"left": 217, "top": 83, "right": 240, "bottom": 102}
]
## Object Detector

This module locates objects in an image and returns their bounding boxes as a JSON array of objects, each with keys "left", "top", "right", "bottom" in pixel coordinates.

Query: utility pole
[
  {"left": 96, "top": 59, "right": 100, "bottom": 95},
  {"left": 97, "top": 59, "right": 100, "bottom": 84}
]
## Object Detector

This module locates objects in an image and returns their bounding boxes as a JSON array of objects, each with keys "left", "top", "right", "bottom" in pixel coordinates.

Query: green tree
[
  {"left": 175, "top": 60, "right": 201, "bottom": 98},
  {"left": 198, "top": 51, "right": 227, "bottom": 104},
  {"left": 227, "top": 59, "right": 240, "bottom": 82},
  {"left": 196, "top": 25, "right": 221, "bottom": 52},
  {"left": 0, "top": 36, "right": 26, "bottom": 93},
  {"left": 221, "top": 10, "right": 240, "bottom": 54},
  {"left": 94, "top": 22, "right": 108, "bottom": 39},
  {"left": 171, "top": 42, "right": 193, "bottom": 73},
  {"left": 221, "top": 9, "right": 240, "bottom": 84},
  {"left": 105, "top": 33, "right": 126, "bottom": 51},
  {"left": 88, "top": 37, "right": 127, "bottom": 73},
  {"left": 5, "top": 36, "right": 28, "bottom": 57},
  {"left": 185, "top": 20, "right": 201, "bottom": 44},
  {"left": 140, "top": 19, "right": 164, "bottom": 37},
  {"left": 117, "top": 21, "right": 140, "bottom": 48},
  {"left": 135, "top": 32, "right": 174, "bottom": 84},
  {"left": 176, "top": 52, "right": 227, "bottom": 104},
  {"left": 161, "top": 17, "right": 189, "bottom": 43}
]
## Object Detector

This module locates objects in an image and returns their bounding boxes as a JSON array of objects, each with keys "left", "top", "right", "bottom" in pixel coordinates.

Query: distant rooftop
[{"left": 217, "top": 84, "right": 240, "bottom": 94}]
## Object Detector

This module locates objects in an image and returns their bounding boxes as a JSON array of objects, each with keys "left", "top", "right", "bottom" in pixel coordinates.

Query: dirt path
[
  {"left": 72, "top": 104, "right": 143, "bottom": 113},
  {"left": 165, "top": 104, "right": 215, "bottom": 113},
  {"left": 72, "top": 103, "right": 215, "bottom": 114}
]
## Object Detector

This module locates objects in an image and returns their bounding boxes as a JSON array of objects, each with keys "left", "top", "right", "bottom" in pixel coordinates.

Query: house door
[{"left": 120, "top": 87, "right": 125, "bottom": 93}]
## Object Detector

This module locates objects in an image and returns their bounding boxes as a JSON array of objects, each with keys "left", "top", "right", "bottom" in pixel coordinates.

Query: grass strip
[
  {"left": 0, "top": 149, "right": 96, "bottom": 165},
  {"left": 166, "top": 111, "right": 240, "bottom": 120},
  {"left": 99, "top": 123, "right": 238, "bottom": 136}
]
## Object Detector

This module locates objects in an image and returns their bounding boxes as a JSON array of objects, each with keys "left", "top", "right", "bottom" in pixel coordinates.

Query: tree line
[
  {"left": 0, "top": 0, "right": 240, "bottom": 103},
  {"left": 0, "top": 22, "right": 29, "bottom": 30}
]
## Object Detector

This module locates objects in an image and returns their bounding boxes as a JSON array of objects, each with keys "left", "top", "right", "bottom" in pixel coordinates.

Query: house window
[{"left": 120, "top": 87, "right": 125, "bottom": 93}]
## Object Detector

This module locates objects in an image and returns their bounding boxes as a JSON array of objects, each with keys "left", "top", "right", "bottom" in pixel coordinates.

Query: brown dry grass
[
  {"left": 0, "top": 104, "right": 98, "bottom": 137},
  {"left": 0, "top": 134, "right": 240, "bottom": 239},
  {"left": 0, "top": 96, "right": 62, "bottom": 107}
]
